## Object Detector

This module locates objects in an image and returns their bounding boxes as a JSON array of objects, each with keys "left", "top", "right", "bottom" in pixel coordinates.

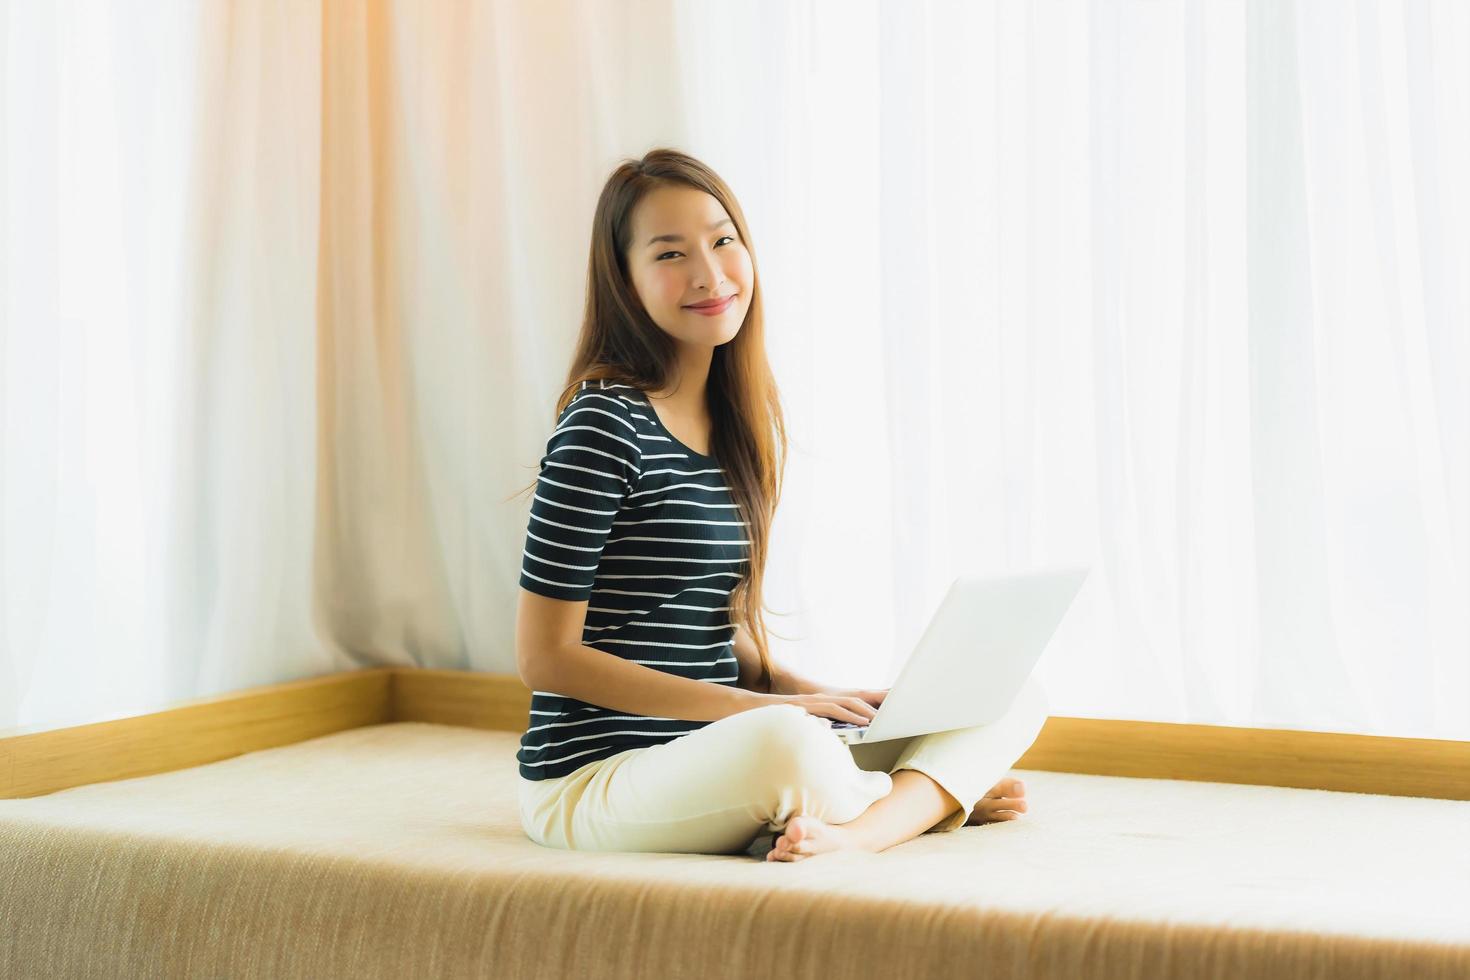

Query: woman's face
[{"left": 624, "top": 184, "right": 753, "bottom": 349}]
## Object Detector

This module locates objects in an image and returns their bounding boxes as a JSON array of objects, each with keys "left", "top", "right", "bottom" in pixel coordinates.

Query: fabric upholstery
[{"left": 1, "top": 722, "right": 1466, "bottom": 979}]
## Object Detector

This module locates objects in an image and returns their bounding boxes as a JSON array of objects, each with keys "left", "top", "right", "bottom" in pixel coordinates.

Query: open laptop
[{"left": 826, "top": 565, "right": 1089, "bottom": 744}]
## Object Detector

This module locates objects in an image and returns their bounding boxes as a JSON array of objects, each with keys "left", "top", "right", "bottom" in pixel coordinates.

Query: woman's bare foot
[
  {"left": 765, "top": 815, "right": 862, "bottom": 862},
  {"left": 964, "top": 777, "right": 1028, "bottom": 825},
  {"left": 764, "top": 776, "right": 1028, "bottom": 860}
]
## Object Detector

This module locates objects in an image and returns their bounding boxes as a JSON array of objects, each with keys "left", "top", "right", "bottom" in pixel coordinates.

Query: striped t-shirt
[{"left": 516, "top": 378, "right": 751, "bottom": 780}]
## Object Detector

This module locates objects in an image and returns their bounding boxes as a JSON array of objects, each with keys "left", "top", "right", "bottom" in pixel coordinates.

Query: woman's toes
[
  {"left": 766, "top": 822, "right": 810, "bottom": 862},
  {"left": 988, "top": 777, "right": 1025, "bottom": 799},
  {"left": 766, "top": 836, "right": 809, "bottom": 862},
  {"left": 765, "top": 816, "right": 848, "bottom": 860},
  {"left": 966, "top": 790, "right": 1030, "bottom": 825}
]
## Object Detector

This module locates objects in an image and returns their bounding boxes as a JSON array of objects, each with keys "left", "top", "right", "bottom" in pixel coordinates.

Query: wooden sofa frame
[{"left": 3, "top": 666, "right": 1466, "bottom": 802}]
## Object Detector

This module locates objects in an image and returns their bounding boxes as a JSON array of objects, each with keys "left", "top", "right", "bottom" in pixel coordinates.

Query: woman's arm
[
  {"left": 730, "top": 623, "right": 821, "bottom": 695},
  {"left": 730, "top": 624, "right": 891, "bottom": 710}
]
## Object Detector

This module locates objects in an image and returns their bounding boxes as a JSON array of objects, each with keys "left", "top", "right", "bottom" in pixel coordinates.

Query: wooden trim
[
  {"left": 0, "top": 668, "right": 393, "bottom": 799},
  {"left": 2, "top": 666, "right": 1466, "bottom": 801},
  {"left": 394, "top": 672, "right": 1470, "bottom": 802},
  {"left": 1014, "top": 715, "right": 1470, "bottom": 801},
  {"left": 391, "top": 667, "right": 531, "bottom": 732}
]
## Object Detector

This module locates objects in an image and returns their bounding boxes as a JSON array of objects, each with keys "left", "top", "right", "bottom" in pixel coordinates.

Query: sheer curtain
[
  {"left": 3, "top": 0, "right": 1466, "bottom": 740},
  {"left": 1, "top": 0, "right": 333, "bottom": 730}
]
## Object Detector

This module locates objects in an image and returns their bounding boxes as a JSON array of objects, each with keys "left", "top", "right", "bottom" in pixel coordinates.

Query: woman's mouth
[{"left": 683, "top": 294, "right": 736, "bottom": 316}]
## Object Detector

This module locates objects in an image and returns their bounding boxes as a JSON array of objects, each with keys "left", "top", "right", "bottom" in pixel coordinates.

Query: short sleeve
[{"left": 518, "top": 389, "right": 644, "bottom": 601}]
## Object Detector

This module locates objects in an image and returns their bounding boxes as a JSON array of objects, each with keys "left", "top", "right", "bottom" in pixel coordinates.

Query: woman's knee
[
  {"left": 734, "top": 705, "right": 891, "bottom": 824},
  {"left": 739, "top": 703, "right": 854, "bottom": 785}
]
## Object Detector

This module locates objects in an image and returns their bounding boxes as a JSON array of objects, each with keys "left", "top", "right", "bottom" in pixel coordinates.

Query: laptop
[{"left": 826, "top": 565, "right": 1089, "bottom": 744}]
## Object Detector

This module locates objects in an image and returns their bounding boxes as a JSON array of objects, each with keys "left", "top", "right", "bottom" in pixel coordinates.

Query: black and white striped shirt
[{"left": 516, "top": 379, "right": 751, "bottom": 780}]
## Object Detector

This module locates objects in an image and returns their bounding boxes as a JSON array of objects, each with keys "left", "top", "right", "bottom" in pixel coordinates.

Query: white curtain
[
  {"left": 2, "top": 0, "right": 1466, "bottom": 741},
  {"left": 1, "top": 0, "right": 332, "bottom": 730}
]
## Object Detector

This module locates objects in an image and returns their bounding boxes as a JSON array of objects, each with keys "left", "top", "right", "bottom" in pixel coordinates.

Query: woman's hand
[{"left": 767, "top": 670, "right": 890, "bottom": 726}]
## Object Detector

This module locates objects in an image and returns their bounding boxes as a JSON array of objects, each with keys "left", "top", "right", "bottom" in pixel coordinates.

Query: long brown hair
[{"left": 514, "top": 148, "right": 788, "bottom": 692}]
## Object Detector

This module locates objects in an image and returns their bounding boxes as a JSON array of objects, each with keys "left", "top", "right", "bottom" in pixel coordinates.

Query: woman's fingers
[
  {"left": 810, "top": 701, "right": 867, "bottom": 725},
  {"left": 795, "top": 693, "right": 880, "bottom": 725}
]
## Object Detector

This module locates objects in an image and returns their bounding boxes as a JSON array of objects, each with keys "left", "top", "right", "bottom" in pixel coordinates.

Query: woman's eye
[{"left": 657, "top": 236, "right": 736, "bottom": 261}]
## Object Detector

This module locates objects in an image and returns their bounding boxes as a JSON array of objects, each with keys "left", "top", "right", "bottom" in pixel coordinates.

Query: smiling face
[{"left": 624, "top": 183, "right": 754, "bottom": 350}]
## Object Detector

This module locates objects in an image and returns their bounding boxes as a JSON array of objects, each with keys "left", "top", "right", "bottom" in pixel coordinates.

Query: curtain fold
[
  {"left": 3, "top": 0, "right": 1466, "bottom": 740},
  {"left": 2, "top": 0, "right": 334, "bottom": 729}
]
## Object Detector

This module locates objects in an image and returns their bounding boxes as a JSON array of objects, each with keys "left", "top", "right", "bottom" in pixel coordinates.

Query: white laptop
[{"left": 827, "top": 565, "right": 1089, "bottom": 744}]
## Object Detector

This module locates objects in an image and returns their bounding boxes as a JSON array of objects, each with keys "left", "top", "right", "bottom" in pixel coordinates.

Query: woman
[{"left": 514, "top": 148, "right": 1045, "bottom": 862}]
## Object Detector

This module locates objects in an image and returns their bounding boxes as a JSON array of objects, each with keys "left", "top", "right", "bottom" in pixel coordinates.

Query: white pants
[{"left": 518, "top": 675, "right": 1050, "bottom": 856}]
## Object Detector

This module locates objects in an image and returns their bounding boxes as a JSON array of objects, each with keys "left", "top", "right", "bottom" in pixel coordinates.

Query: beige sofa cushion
[{"left": 1, "top": 721, "right": 1467, "bottom": 979}]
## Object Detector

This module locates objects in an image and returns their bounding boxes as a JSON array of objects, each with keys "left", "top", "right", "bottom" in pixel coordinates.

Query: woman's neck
[{"left": 648, "top": 343, "right": 713, "bottom": 419}]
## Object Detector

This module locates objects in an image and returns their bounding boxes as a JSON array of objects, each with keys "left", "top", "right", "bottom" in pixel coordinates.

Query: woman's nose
[{"left": 690, "top": 248, "right": 726, "bottom": 290}]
